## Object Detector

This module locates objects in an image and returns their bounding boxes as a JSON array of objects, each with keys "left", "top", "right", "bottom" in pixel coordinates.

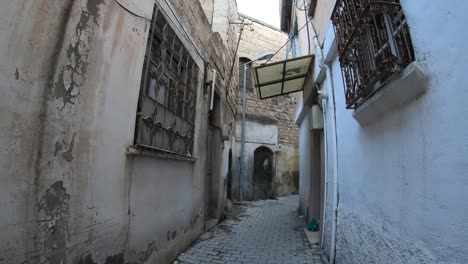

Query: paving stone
[{"left": 175, "top": 195, "right": 326, "bottom": 264}]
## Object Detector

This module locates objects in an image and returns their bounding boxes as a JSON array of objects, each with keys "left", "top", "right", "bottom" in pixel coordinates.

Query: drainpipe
[
  {"left": 309, "top": 22, "right": 339, "bottom": 264},
  {"left": 240, "top": 62, "right": 248, "bottom": 202},
  {"left": 318, "top": 85, "right": 328, "bottom": 249},
  {"left": 324, "top": 62, "right": 339, "bottom": 264}
]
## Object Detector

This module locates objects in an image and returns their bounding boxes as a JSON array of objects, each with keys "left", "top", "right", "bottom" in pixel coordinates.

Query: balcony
[{"left": 331, "top": 0, "right": 415, "bottom": 109}]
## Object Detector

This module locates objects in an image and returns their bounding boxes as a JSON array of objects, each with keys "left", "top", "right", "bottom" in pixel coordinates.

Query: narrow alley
[
  {"left": 2, "top": 0, "right": 468, "bottom": 263},
  {"left": 176, "top": 195, "right": 325, "bottom": 264}
]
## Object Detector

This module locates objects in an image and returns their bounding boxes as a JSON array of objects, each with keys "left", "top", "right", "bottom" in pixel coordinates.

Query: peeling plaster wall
[
  {"left": 126, "top": 158, "right": 203, "bottom": 264},
  {"left": 1, "top": 0, "right": 147, "bottom": 263},
  {"left": 312, "top": 1, "right": 468, "bottom": 263},
  {"left": 274, "top": 144, "right": 299, "bottom": 197},
  {"left": 0, "top": 0, "right": 237, "bottom": 263}
]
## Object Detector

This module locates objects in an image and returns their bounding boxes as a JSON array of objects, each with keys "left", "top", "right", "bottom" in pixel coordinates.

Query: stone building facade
[
  {"left": 231, "top": 13, "right": 300, "bottom": 201},
  {"left": 0, "top": 0, "right": 238, "bottom": 263}
]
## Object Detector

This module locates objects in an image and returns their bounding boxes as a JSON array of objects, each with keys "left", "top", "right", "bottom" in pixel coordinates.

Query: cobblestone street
[{"left": 176, "top": 195, "right": 325, "bottom": 264}]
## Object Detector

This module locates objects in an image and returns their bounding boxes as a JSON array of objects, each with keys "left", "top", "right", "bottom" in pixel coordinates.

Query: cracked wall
[
  {"left": 0, "top": 0, "right": 238, "bottom": 263},
  {"left": 2, "top": 0, "right": 155, "bottom": 263}
]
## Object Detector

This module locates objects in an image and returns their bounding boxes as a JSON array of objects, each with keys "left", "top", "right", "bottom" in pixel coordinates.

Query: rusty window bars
[
  {"left": 331, "top": 0, "right": 415, "bottom": 109},
  {"left": 134, "top": 7, "right": 199, "bottom": 156}
]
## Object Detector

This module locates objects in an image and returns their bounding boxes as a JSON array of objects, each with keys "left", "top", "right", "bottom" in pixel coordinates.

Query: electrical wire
[
  {"left": 226, "top": 18, "right": 246, "bottom": 98},
  {"left": 225, "top": 20, "right": 247, "bottom": 116},
  {"left": 264, "top": 16, "right": 313, "bottom": 64},
  {"left": 113, "top": 0, "right": 152, "bottom": 21},
  {"left": 161, "top": 0, "right": 207, "bottom": 62},
  {"left": 303, "top": 0, "right": 311, "bottom": 54},
  {"left": 113, "top": 0, "right": 207, "bottom": 63}
]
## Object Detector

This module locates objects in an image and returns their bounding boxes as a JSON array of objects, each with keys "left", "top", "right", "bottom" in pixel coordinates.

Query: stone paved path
[{"left": 175, "top": 195, "right": 326, "bottom": 264}]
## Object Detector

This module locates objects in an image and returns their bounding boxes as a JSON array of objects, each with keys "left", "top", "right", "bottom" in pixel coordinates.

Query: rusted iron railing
[{"left": 331, "top": 0, "right": 415, "bottom": 108}]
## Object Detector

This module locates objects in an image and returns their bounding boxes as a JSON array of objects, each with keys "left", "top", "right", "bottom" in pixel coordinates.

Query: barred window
[
  {"left": 331, "top": 0, "right": 415, "bottom": 109},
  {"left": 135, "top": 7, "right": 199, "bottom": 156}
]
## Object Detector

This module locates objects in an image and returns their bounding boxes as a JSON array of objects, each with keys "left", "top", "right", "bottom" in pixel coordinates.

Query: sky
[{"left": 236, "top": 0, "right": 281, "bottom": 28}]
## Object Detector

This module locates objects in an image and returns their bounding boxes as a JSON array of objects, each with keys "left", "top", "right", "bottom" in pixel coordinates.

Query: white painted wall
[
  {"left": 297, "top": 108, "right": 312, "bottom": 217},
  {"left": 314, "top": 1, "right": 468, "bottom": 263}
]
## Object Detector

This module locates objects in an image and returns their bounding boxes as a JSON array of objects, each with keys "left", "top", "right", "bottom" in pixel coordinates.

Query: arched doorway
[{"left": 253, "top": 146, "right": 274, "bottom": 200}]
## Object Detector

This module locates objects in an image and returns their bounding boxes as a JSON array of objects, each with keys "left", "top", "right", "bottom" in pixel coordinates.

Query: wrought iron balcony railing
[{"left": 331, "top": 0, "right": 415, "bottom": 109}]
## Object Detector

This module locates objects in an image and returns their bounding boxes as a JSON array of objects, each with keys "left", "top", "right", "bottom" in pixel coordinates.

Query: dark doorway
[
  {"left": 206, "top": 92, "right": 222, "bottom": 220},
  {"left": 253, "top": 146, "right": 274, "bottom": 200},
  {"left": 227, "top": 149, "right": 233, "bottom": 200},
  {"left": 205, "top": 127, "right": 214, "bottom": 220}
]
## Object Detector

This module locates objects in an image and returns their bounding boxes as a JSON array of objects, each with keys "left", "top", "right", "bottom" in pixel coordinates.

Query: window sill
[
  {"left": 126, "top": 146, "right": 197, "bottom": 162},
  {"left": 353, "top": 62, "right": 429, "bottom": 126}
]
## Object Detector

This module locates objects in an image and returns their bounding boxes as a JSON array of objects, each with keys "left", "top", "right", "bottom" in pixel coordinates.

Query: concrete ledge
[
  {"left": 126, "top": 146, "right": 197, "bottom": 162},
  {"left": 353, "top": 62, "right": 429, "bottom": 126}
]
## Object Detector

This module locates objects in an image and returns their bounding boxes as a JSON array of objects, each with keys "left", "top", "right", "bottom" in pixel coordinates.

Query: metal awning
[{"left": 253, "top": 55, "right": 314, "bottom": 100}]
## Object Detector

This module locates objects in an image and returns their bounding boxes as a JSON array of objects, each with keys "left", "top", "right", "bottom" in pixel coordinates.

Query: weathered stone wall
[
  {"left": 238, "top": 13, "right": 288, "bottom": 63},
  {"left": 234, "top": 13, "right": 300, "bottom": 199},
  {"left": 212, "top": 0, "right": 239, "bottom": 49},
  {"left": 211, "top": 0, "right": 240, "bottom": 118},
  {"left": 237, "top": 13, "right": 299, "bottom": 147},
  {"left": 275, "top": 144, "right": 300, "bottom": 196},
  {"left": 170, "top": 0, "right": 238, "bottom": 113},
  {"left": 170, "top": 0, "right": 239, "bottom": 221},
  {"left": 200, "top": 0, "right": 214, "bottom": 24}
]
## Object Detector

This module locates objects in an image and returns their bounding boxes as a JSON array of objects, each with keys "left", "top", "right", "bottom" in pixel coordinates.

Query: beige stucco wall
[{"left": 0, "top": 0, "right": 238, "bottom": 263}]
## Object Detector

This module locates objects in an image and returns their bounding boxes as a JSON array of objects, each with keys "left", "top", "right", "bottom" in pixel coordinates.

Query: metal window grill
[
  {"left": 331, "top": 0, "right": 415, "bottom": 109},
  {"left": 135, "top": 7, "right": 199, "bottom": 156}
]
